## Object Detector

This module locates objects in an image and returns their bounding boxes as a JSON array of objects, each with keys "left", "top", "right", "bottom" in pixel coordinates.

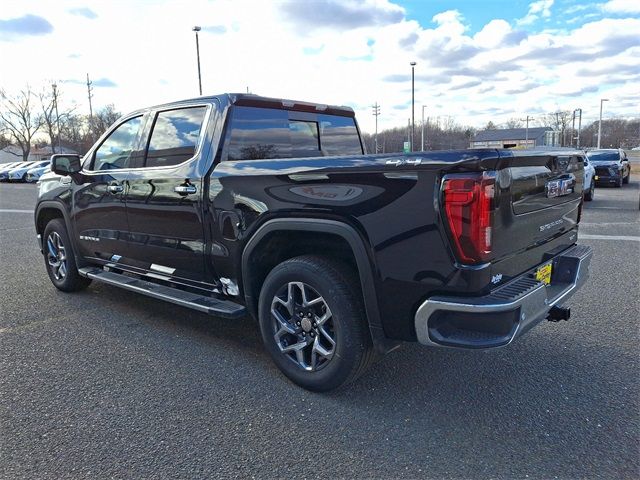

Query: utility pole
[
  {"left": 410, "top": 61, "right": 416, "bottom": 151},
  {"left": 598, "top": 98, "right": 608, "bottom": 149},
  {"left": 52, "top": 83, "right": 61, "bottom": 153},
  {"left": 421, "top": 105, "right": 427, "bottom": 151},
  {"left": 576, "top": 108, "right": 582, "bottom": 148},
  {"left": 86, "top": 73, "right": 94, "bottom": 140},
  {"left": 372, "top": 102, "right": 380, "bottom": 154},
  {"left": 524, "top": 115, "right": 531, "bottom": 147},
  {"left": 571, "top": 110, "right": 576, "bottom": 147}
]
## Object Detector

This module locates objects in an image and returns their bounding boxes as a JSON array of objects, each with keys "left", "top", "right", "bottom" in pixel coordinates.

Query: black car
[{"left": 587, "top": 149, "right": 631, "bottom": 187}]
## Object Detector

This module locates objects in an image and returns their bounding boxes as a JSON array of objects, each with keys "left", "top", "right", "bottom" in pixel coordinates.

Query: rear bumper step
[
  {"left": 414, "top": 244, "right": 592, "bottom": 349},
  {"left": 78, "top": 267, "right": 246, "bottom": 319}
]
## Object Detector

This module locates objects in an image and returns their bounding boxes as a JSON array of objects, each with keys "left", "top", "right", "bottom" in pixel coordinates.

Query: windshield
[{"left": 587, "top": 152, "right": 620, "bottom": 163}]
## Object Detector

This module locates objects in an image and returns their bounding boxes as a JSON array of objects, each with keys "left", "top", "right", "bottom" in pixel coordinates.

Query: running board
[{"left": 78, "top": 267, "right": 246, "bottom": 319}]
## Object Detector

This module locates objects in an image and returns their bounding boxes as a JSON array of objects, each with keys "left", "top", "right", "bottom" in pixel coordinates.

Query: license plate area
[{"left": 535, "top": 262, "right": 553, "bottom": 285}]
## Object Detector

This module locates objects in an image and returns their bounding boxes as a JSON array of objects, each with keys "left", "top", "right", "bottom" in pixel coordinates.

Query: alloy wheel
[
  {"left": 270, "top": 282, "right": 336, "bottom": 372},
  {"left": 47, "top": 232, "right": 67, "bottom": 280}
]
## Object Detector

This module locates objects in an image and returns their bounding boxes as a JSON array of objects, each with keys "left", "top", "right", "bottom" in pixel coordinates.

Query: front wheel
[
  {"left": 43, "top": 219, "right": 91, "bottom": 292},
  {"left": 258, "top": 255, "right": 375, "bottom": 392},
  {"left": 623, "top": 169, "right": 630, "bottom": 184}
]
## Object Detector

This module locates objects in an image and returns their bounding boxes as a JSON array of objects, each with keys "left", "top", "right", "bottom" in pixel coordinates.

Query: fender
[
  {"left": 34, "top": 201, "right": 87, "bottom": 267},
  {"left": 241, "top": 218, "right": 399, "bottom": 354}
]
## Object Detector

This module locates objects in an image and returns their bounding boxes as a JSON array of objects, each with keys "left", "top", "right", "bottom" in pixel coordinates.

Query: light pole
[
  {"left": 193, "top": 26, "right": 202, "bottom": 95},
  {"left": 421, "top": 105, "right": 427, "bottom": 151},
  {"left": 597, "top": 98, "right": 608, "bottom": 149},
  {"left": 410, "top": 61, "right": 416, "bottom": 151}
]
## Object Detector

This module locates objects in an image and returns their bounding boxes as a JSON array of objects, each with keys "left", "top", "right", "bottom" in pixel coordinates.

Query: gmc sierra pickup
[{"left": 36, "top": 93, "right": 592, "bottom": 391}]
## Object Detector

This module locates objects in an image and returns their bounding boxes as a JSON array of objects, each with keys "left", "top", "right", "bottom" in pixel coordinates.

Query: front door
[
  {"left": 73, "top": 115, "right": 145, "bottom": 263},
  {"left": 123, "top": 104, "right": 212, "bottom": 286}
]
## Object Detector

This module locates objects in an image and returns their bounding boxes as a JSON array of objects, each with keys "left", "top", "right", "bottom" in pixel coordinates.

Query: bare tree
[
  {"left": 92, "top": 104, "right": 121, "bottom": 138},
  {"left": 504, "top": 118, "right": 523, "bottom": 129},
  {"left": 39, "top": 84, "right": 74, "bottom": 154},
  {"left": 0, "top": 88, "right": 44, "bottom": 161},
  {"left": 484, "top": 121, "right": 497, "bottom": 130}
]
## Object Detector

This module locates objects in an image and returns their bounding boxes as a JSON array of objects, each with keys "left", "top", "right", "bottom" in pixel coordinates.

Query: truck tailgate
[{"left": 490, "top": 149, "right": 584, "bottom": 282}]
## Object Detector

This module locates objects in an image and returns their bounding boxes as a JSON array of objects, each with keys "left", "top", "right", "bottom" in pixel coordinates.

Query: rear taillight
[{"left": 442, "top": 172, "right": 496, "bottom": 264}]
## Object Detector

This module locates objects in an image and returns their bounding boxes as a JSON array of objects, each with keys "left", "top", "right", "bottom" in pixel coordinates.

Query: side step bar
[{"left": 78, "top": 267, "right": 246, "bottom": 319}]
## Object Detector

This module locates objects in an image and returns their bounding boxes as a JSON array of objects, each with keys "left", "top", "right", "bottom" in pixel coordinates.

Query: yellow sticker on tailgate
[{"left": 535, "top": 262, "right": 553, "bottom": 285}]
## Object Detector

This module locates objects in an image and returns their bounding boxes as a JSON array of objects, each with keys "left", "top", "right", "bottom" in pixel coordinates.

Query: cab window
[
  {"left": 92, "top": 116, "right": 143, "bottom": 170},
  {"left": 144, "top": 106, "right": 207, "bottom": 168}
]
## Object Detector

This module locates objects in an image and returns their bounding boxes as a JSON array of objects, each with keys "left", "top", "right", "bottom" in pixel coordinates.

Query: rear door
[{"left": 123, "top": 103, "right": 213, "bottom": 285}]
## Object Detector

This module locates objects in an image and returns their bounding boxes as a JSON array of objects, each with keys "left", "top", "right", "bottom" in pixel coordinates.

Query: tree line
[
  {"left": 362, "top": 112, "right": 639, "bottom": 154},
  {"left": 0, "top": 86, "right": 121, "bottom": 161},
  {"left": 1, "top": 86, "right": 638, "bottom": 160}
]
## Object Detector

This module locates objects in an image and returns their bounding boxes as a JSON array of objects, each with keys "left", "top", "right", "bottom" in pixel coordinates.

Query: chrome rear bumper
[{"left": 414, "top": 244, "right": 592, "bottom": 349}]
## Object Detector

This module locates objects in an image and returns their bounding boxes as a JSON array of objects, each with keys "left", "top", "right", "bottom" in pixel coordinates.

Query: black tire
[
  {"left": 623, "top": 169, "right": 630, "bottom": 184},
  {"left": 584, "top": 180, "right": 594, "bottom": 201},
  {"left": 615, "top": 176, "right": 623, "bottom": 188},
  {"left": 43, "top": 218, "right": 91, "bottom": 292},
  {"left": 258, "top": 255, "right": 374, "bottom": 392}
]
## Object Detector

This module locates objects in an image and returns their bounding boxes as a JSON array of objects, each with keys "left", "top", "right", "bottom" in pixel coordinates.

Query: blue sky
[{"left": 0, "top": 0, "right": 638, "bottom": 134}]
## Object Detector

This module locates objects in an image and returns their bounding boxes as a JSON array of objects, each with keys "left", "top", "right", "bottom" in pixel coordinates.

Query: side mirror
[{"left": 51, "top": 154, "right": 82, "bottom": 175}]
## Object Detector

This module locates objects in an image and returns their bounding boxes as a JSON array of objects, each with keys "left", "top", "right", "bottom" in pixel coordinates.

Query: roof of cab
[{"left": 140, "top": 93, "right": 356, "bottom": 117}]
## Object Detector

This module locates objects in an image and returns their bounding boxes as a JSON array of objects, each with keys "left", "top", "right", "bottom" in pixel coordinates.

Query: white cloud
[
  {"left": 0, "top": 0, "right": 637, "bottom": 138},
  {"left": 600, "top": 0, "right": 640, "bottom": 14},
  {"left": 517, "top": 0, "right": 554, "bottom": 26}
]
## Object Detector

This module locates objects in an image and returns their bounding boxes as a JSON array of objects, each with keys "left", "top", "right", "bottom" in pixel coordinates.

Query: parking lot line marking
[
  {"left": 580, "top": 222, "right": 639, "bottom": 226},
  {"left": 0, "top": 209, "right": 33, "bottom": 213},
  {"left": 580, "top": 234, "right": 640, "bottom": 242}
]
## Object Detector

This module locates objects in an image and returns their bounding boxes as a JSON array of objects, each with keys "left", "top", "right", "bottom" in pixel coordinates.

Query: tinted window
[
  {"left": 226, "top": 107, "right": 290, "bottom": 160},
  {"left": 224, "top": 106, "right": 361, "bottom": 161},
  {"left": 93, "top": 116, "right": 143, "bottom": 170},
  {"left": 587, "top": 151, "right": 620, "bottom": 162},
  {"left": 290, "top": 120, "right": 320, "bottom": 156},
  {"left": 145, "top": 106, "right": 207, "bottom": 168},
  {"left": 318, "top": 114, "right": 362, "bottom": 156}
]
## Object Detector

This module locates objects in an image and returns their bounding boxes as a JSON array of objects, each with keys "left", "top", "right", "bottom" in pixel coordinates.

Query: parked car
[
  {"left": 8, "top": 160, "right": 50, "bottom": 182},
  {"left": 35, "top": 94, "right": 592, "bottom": 391},
  {"left": 0, "top": 162, "right": 23, "bottom": 180},
  {"left": 26, "top": 163, "right": 53, "bottom": 183},
  {"left": 582, "top": 156, "right": 596, "bottom": 201},
  {"left": 587, "top": 149, "right": 630, "bottom": 187}
]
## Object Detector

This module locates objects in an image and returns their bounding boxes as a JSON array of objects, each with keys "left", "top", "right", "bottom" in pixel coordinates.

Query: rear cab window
[
  {"left": 144, "top": 106, "right": 208, "bottom": 168},
  {"left": 223, "top": 106, "right": 362, "bottom": 161}
]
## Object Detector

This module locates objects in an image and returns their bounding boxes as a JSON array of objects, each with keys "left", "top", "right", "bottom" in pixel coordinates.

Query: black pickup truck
[{"left": 36, "top": 94, "right": 592, "bottom": 391}]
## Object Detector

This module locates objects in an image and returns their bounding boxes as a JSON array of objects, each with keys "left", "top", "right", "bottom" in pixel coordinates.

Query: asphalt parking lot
[{"left": 1, "top": 179, "right": 638, "bottom": 479}]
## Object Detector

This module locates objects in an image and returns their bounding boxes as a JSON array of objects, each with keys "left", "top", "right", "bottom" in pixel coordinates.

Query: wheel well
[
  {"left": 36, "top": 208, "right": 64, "bottom": 236},
  {"left": 244, "top": 230, "right": 359, "bottom": 315}
]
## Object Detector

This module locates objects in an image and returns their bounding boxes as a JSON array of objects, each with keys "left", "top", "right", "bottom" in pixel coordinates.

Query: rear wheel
[
  {"left": 258, "top": 255, "right": 374, "bottom": 392},
  {"left": 584, "top": 180, "right": 594, "bottom": 201},
  {"left": 43, "top": 219, "right": 91, "bottom": 292}
]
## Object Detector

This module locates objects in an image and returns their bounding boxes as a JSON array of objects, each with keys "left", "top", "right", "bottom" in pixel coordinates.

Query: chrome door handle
[
  {"left": 174, "top": 185, "right": 197, "bottom": 195},
  {"left": 107, "top": 184, "right": 124, "bottom": 194}
]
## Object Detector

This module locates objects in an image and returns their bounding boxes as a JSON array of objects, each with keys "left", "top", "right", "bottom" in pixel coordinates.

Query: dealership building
[{"left": 470, "top": 127, "right": 560, "bottom": 149}]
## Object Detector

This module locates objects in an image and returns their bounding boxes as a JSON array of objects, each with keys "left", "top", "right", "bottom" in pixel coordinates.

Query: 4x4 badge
[{"left": 386, "top": 158, "right": 422, "bottom": 166}]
